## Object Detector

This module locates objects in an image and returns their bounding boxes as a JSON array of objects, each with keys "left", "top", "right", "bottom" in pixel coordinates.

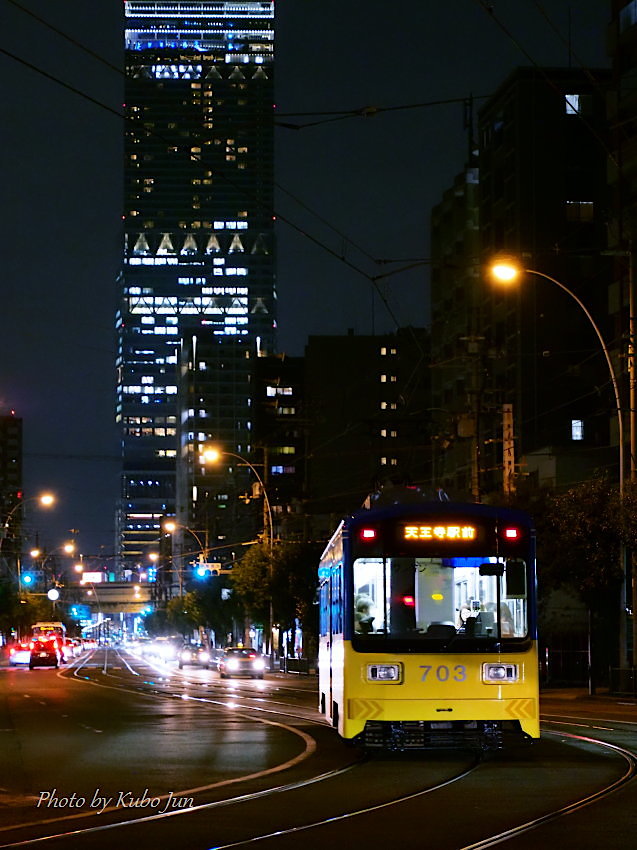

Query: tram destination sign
[
  {"left": 394, "top": 519, "right": 491, "bottom": 555},
  {"left": 402, "top": 523, "right": 477, "bottom": 541}
]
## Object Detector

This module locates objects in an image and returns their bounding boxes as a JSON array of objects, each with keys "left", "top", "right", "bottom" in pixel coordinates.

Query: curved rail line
[
  {"left": 0, "top": 651, "right": 481, "bottom": 848},
  {"left": 456, "top": 728, "right": 637, "bottom": 850},
  {"left": 6, "top": 654, "right": 634, "bottom": 849},
  {"left": 0, "top": 650, "right": 330, "bottom": 841},
  {"left": 188, "top": 728, "right": 637, "bottom": 850},
  {"left": 71, "top": 649, "right": 327, "bottom": 726}
]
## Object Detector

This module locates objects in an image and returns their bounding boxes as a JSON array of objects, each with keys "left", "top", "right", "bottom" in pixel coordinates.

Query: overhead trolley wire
[{"left": 1, "top": 9, "right": 441, "bottom": 353}]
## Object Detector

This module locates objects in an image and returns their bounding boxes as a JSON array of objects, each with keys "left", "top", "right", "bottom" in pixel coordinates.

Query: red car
[{"left": 9, "top": 642, "right": 31, "bottom": 666}]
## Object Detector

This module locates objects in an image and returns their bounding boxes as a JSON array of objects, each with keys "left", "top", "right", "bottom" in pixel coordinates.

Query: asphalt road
[{"left": 0, "top": 649, "right": 635, "bottom": 849}]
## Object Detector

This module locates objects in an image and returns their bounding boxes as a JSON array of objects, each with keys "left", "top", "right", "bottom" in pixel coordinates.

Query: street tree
[{"left": 231, "top": 542, "right": 271, "bottom": 627}]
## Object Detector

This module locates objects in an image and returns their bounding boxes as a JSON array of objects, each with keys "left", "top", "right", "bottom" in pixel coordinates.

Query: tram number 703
[{"left": 419, "top": 664, "right": 467, "bottom": 682}]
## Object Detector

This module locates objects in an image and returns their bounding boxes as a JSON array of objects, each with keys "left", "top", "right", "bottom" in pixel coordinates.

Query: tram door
[
  {"left": 320, "top": 568, "right": 337, "bottom": 725},
  {"left": 327, "top": 575, "right": 334, "bottom": 723},
  {"left": 328, "top": 563, "right": 344, "bottom": 727}
]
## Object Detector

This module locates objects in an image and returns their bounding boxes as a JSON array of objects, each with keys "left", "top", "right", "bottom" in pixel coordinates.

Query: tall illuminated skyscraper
[{"left": 116, "top": 1, "right": 276, "bottom": 566}]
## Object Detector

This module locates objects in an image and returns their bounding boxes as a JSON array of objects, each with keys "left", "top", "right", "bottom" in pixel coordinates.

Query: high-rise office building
[{"left": 116, "top": 1, "right": 276, "bottom": 567}]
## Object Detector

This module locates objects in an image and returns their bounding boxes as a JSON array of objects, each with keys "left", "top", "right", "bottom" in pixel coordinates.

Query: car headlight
[
  {"left": 252, "top": 658, "right": 265, "bottom": 671},
  {"left": 181, "top": 651, "right": 190, "bottom": 661},
  {"left": 482, "top": 662, "right": 518, "bottom": 683},
  {"left": 227, "top": 659, "right": 239, "bottom": 671},
  {"left": 200, "top": 652, "right": 210, "bottom": 662}
]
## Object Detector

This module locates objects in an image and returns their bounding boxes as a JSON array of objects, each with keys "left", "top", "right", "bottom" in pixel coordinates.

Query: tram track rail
[
  {"left": 3, "top": 653, "right": 635, "bottom": 849},
  {"left": 0, "top": 651, "right": 482, "bottom": 848},
  {"left": 456, "top": 728, "right": 637, "bottom": 850},
  {"left": 69, "top": 648, "right": 327, "bottom": 726},
  {"left": 200, "top": 728, "right": 637, "bottom": 850}
]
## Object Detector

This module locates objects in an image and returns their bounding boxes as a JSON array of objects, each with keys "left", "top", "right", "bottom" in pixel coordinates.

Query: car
[
  {"left": 218, "top": 647, "right": 267, "bottom": 679},
  {"left": 9, "top": 642, "right": 31, "bottom": 666},
  {"left": 29, "top": 638, "right": 61, "bottom": 669},
  {"left": 63, "top": 638, "right": 82, "bottom": 659},
  {"left": 178, "top": 644, "right": 211, "bottom": 669},
  {"left": 60, "top": 639, "right": 75, "bottom": 661},
  {"left": 144, "top": 636, "right": 181, "bottom": 663}
]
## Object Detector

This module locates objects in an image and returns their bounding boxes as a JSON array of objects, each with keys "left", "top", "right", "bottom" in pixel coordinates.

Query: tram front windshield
[{"left": 352, "top": 556, "right": 528, "bottom": 643}]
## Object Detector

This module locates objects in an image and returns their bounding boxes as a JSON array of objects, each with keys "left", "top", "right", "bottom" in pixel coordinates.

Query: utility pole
[
  {"left": 502, "top": 404, "right": 516, "bottom": 496},
  {"left": 461, "top": 335, "right": 485, "bottom": 502},
  {"left": 628, "top": 245, "right": 637, "bottom": 666}
]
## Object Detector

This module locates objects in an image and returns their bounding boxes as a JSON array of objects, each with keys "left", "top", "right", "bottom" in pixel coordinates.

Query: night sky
[{"left": 1, "top": 0, "right": 610, "bottom": 558}]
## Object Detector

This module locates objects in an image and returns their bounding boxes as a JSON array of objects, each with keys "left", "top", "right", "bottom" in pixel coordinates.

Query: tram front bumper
[{"left": 345, "top": 696, "right": 539, "bottom": 742}]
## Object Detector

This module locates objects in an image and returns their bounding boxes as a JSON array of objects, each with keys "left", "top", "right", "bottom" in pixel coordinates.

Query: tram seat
[{"left": 425, "top": 622, "right": 456, "bottom": 639}]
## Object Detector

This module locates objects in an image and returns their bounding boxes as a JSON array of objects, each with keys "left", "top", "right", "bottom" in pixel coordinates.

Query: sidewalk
[{"left": 541, "top": 686, "right": 636, "bottom": 702}]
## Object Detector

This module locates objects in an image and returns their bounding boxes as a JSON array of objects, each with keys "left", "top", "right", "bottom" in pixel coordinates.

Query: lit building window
[
  {"left": 565, "top": 200, "right": 594, "bottom": 222},
  {"left": 571, "top": 419, "right": 584, "bottom": 441},
  {"left": 565, "top": 94, "right": 580, "bottom": 114}
]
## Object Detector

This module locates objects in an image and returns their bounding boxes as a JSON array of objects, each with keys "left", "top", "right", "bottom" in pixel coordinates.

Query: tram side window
[
  {"left": 353, "top": 558, "right": 385, "bottom": 633},
  {"left": 331, "top": 566, "right": 343, "bottom": 634},
  {"left": 319, "top": 583, "right": 329, "bottom": 637}
]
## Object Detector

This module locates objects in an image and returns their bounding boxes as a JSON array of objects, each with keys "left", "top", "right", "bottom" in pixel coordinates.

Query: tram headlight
[
  {"left": 482, "top": 662, "right": 519, "bottom": 683},
  {"left": 367, "top": 663, "right": 402, "bottom": 682}
]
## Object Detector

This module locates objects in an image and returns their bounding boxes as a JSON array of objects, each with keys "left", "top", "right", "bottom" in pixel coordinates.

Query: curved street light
[
  {"left": 201, "top": 446, "right": 274, "bottom": 548},
  {"left": 0, "top": 493, "right": 56, "bottom": 594},
  {"left": 162, "top": 520, "right": 208, "bottom": 595},
  {"left": 490, "top": 257, "right": 630, "bottom": 670},
  {"left": 162, "top": 520, "right": 207, "bottom": 552},
  {"left": 202, "top": 445, "right": 275, "bottom": 658},
  {"left": 489, "top": 259, "right": 624, "bottom": 495},
  {"left": 1, "top": 492, "right": 56, "bottom": 538}
]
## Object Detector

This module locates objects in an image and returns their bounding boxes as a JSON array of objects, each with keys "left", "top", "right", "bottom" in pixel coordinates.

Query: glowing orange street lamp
[{"left": 489, "top": 257, "right": 624, "bottom": 493}]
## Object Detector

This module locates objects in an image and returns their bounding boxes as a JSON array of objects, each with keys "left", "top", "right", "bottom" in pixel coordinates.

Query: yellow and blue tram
[{"left": 318, "top": 501, "right": 540, "bottom": 751}]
